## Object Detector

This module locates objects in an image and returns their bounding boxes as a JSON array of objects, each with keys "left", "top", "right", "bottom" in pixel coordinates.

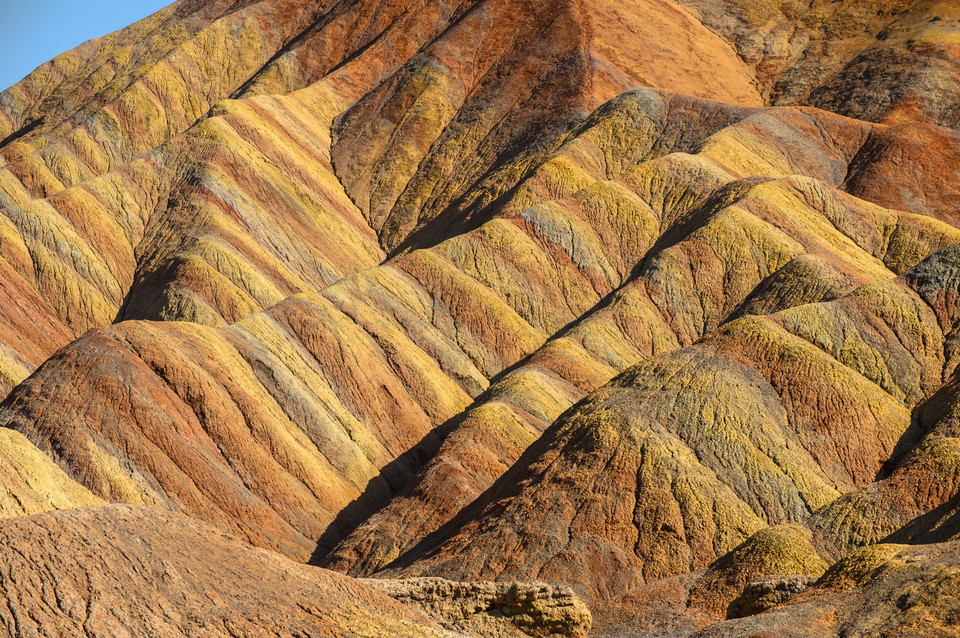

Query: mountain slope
[
  {"left": 6, "top": 91, "right": 960, "bottom": 567},
  {"left": 374, "top": 242, "right": 960, "bottom": 611},
  {"left": 1, "top": 1, "right": 960, "bottom": 636},
  {"left": 0, "top": 0, "right": 762, "bottom": 395}
]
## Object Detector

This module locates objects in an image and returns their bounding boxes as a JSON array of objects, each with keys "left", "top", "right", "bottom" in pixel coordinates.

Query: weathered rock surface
[
  {"left": 377, "top": 242, "right": 960, "bottom": 613},
  {"left": 687, "top": 525, "right": 828, "bottom": 619},
  {"left": 322, "top": 95, "right": 960, "bottom": 577},
  {"left": 0, "top": 82, "right": 949, "bottom": 571},
  {"left": 365, "top": 577, "right": 591, "bottom": 638},
  {"left": 727, "top": 574, "right": 819, "bottom": 619},
  {"left": 693, "top": 540, "right": 960, "bottom": 637},
  {"left": 3, "top": 1, "right": 960, "bottom": 637},
  {"left": 0, "top": 504, "right": 454, "bottom": 637}
]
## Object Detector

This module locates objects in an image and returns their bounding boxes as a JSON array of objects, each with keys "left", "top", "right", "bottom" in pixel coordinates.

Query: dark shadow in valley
[{"left": 308, "top": 414, "right": 462, "bottom": 564}]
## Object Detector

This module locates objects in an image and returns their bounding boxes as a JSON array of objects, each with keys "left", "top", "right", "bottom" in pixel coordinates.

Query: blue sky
[{"left": 0, "top": 0, "right": 173, "bottom": 91}]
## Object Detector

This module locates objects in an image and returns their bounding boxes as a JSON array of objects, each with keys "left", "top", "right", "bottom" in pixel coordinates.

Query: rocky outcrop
[
  {"left": 728, "top": 575, "right": 818, "bottom": 618},
  {"left": 687, "top": 525, "right": 828, "bottom": 619},
  {"left": 365, "top": 578, "right": 591, "bottom": 638},
  {"left": 694, "top": 540, "right": 960, "bottom": 637}
]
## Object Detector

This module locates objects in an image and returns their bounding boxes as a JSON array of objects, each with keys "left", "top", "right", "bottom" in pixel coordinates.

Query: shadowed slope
[
  {"left": 805, "top": 288, "right": 960, "bottom": 560},
  {"left": 678, "top": 0, "right": 960, "bottom": 128},
  {"left": 330, "top": 0, "right": 763, "bottom": 252}
]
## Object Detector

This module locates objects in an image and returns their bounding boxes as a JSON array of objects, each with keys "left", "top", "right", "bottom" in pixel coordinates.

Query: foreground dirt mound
[{"left": 0, "top": 504, "right": 454, "bottom": 637}]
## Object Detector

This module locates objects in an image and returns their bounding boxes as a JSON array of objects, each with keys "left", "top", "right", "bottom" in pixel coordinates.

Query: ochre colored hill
[
  {"left": 1, "top": 1, "right": 960, "bottom": 636},
  {"left": 322, "top": 98, "right": 960, "bottom": 576},
  {"left": 0, "top": 0, "right": 762, "bottom": 395},
  {"left": 372, "top": 243, "right": 960, "bottom": 606},
  {"left": 6, "top": 91, "right": 960, "bottom": 569}
]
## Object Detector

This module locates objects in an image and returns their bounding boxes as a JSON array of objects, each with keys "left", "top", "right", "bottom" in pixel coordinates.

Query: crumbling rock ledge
[
  {"left": 364, "top": 577, "right": 592, "bottom": 638},
  {"left": 729, "top": 575, "right": 818, "bottom": 618}
]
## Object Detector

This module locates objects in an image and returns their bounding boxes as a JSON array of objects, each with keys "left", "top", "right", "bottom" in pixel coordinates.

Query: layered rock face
[
  {"left": 365, "top": 578, "right": 592, "bottom": 638},
  {"left": 1, "top": 0, "right": 960, "bottom": 636}
]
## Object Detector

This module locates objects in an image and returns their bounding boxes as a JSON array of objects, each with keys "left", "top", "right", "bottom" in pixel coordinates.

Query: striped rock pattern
[{"left": 1, "top": 0, "right": 960, "bottom": 635}]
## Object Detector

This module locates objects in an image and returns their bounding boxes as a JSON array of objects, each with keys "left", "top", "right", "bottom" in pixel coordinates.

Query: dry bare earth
[{"left": 1, "top": 0, "right": 960, "bottom": 636}]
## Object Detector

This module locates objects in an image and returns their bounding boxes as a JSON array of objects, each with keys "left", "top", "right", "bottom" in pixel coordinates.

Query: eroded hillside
[{"left": 1, "top": 0, "right": 960, "bottom": 636}]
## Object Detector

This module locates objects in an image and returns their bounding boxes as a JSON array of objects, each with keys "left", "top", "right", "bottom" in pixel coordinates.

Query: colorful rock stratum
[{"left": 2, "top": 0, "right": 960, "bottom": 635}]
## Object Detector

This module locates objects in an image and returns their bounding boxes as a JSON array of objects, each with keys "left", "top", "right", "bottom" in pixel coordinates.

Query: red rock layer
[{"left": 0, "top": 2, "right": 959, "bottom": 635}]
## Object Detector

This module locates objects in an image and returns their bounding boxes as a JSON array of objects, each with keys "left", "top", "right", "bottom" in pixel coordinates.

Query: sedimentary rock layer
[
  {"left": 378, "top": 242, "right": 960, "bottom": 610},
  {"left": 1, "top": 1, "right": 960, "bottom": 636}
]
